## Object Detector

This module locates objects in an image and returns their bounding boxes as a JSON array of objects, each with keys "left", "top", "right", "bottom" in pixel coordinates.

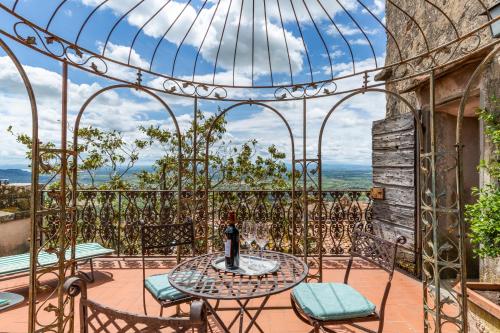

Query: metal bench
[
  {"left": 0, "top": 242, "right": 114, "bottom": 282},
  {"left": 64, "top": 276, "right": 207, "bottom": 333}
]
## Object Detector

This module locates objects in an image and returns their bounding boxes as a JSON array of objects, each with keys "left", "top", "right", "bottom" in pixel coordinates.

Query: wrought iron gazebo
[{"left": 0, "top": 0, "right": 498, "bottom": 332}]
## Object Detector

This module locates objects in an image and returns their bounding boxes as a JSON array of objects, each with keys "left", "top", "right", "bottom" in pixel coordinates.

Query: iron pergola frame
[{"left": 0, "top": 1, "right": 499, "bottom": 332}]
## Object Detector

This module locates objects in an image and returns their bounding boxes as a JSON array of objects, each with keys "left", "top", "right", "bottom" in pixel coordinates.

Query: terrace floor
[{"left": 0, "top": 257, "right": 424, "bottom": 333}]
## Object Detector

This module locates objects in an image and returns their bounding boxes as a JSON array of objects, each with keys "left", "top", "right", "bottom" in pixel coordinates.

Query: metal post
[
  {"left": 415, "top": 109, "right": 422, "bottom": 279},
  {"left": 302, "top": 98, "right": 308, "bottom": 273},
  {"left": 0, "top": 35, "right": 42, "bottom": 333},
  {"left": 429, "top": 70, "right": 440, "bottom": 333},
  {"left": 56, "top": 60, "right": 69, "bottom": 332}
]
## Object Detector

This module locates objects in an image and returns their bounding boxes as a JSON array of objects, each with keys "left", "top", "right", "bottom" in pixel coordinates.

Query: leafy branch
[{"left": 465, "top": 97, "right": 500, "bottom": 258}]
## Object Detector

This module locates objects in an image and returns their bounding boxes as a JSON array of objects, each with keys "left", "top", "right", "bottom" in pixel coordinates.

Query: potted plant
[{"left": 464, "top": 100, "right": 500, "bottom": 332}]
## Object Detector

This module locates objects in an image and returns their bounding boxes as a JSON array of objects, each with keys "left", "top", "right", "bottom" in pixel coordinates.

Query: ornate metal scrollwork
[
  {"left": 13, "top": 21, "right": 108, "bottom": 75},
  {"left": 274, "top": 81, "right": 338, "bottom": 100},
  {"left": 44, "top": 189, "right": 376, "bottom": 259},
  {"left": 162, "top": 79, "right": 228, "bottom": 100}
]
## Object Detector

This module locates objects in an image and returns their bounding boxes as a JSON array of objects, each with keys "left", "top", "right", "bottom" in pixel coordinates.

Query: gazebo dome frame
[
  {"left": 0, "top": 1, "right": 497, "bottom": 101},
  {"left": 0, "top": 1, "right": 498, "bottom": 332}
]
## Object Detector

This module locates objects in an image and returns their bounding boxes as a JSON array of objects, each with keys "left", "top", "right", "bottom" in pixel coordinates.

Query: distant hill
[
  {"left": 0, "top": 164, "right": 372, "bottom": 189},
  {"left": 0, "top": 169, "right": 32, "bottom": 183}
]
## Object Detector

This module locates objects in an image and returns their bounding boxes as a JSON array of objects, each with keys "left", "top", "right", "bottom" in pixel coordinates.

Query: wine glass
[
  {"left": 255, "top": 223, "right": 270, "bottom": 257},
  {"left": 241, "top": 220, "right": 256, "bottom": 249}
]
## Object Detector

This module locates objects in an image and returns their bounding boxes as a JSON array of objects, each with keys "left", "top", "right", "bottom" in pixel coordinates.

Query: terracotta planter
[{"left": 466, "top": 282, "right": 500, "bottom": 333}]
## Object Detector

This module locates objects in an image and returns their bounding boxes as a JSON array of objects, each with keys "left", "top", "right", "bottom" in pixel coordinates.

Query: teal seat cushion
[
  {"left": 292, "top": 283, "right": 376, "bottom": 321},
  {"left": 145, "top": 274, "right": 187, "bottom": 301},
  {"left": 72, "top": 243, "right": 114, "bottom": 260},
  {"left": 0, "top": 243, "right": 113, "bottom": 276}
]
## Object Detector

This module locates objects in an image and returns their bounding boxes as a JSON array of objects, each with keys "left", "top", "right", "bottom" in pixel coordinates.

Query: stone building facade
[{"left": 372, "top": 0, "right": 498, "bottom": 278}]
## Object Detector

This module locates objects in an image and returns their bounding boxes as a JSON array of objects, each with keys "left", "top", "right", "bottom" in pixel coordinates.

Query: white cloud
[
  {"left": 0, "top": 56, "right": 189, "bottom": 167},
  {"left": 76, "top": 0, "right": 366, "bottom": 83},
  {"left": 326, "top": 23, "right": 379, "bottom": 37},
  {"left": 350, "top": 38, "right": 370, "bottom": 46},
  {"left": 367, "top": 0, "right": 385, "bottom": 16}
]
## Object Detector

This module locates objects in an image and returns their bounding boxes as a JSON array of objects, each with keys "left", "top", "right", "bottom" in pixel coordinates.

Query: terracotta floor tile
[{"left": 0, "top": 258, "right": 425, "bottom": 333}]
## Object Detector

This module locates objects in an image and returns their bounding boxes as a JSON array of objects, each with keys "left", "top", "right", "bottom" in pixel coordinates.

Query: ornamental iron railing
[{"left": 40, "top": 189, "right": 373, "bottom": 258}]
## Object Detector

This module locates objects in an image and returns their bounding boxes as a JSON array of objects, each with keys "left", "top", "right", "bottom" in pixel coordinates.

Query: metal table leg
[
  {"left": 244, "top": 295, "right": 270, "bottom": 333},
  {"left": 203, "top": 299, "right": 230, "bottom": 333}
]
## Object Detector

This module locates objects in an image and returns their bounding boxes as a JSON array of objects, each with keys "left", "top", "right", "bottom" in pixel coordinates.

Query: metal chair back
[
  {"left": 140, "top": 220, "right": 195, "bottom": 254},
  {"left": 140, "top": 219, "right": 195, "bottom": 314},
  {"left": 344, "top": 230, "right": 402, "bottom": 284},
  {"left": 64, "top": 276, "right": 207, "bottom": 333}
]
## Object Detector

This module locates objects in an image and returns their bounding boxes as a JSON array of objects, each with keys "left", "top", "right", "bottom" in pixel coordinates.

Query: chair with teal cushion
[
  {"left": 145, "top": 273, "right": 186, "bottom": 302},
  {"left": 0, "top": 242, "right": 113, "bottom": 282},
  {"left": 65, "top": 276, "right": 207, "bottom": 333},
  {"left": 291, "top": 230, "right": 404, "bottom": 333},
  {"left": 141, "top": 219, "right": 197, "bottom": 315}
]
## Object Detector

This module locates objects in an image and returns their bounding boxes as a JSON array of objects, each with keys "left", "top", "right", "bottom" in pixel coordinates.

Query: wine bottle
[{"left": 224, "top": 211, "right": 240, "bottom": 269}]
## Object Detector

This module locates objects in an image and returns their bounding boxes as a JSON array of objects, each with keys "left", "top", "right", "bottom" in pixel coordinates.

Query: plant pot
[{"left": 466, "top": 282, "right": 500, "bottom": 333}]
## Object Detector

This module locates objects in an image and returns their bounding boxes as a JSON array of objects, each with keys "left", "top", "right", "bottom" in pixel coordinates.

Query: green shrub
[{"left": 465, "top": 98, "right": 499, "bottom": 258}]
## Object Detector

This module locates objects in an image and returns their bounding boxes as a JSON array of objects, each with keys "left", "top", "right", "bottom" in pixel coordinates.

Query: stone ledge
[{"left": 0, "top": 210, "right": 29, "bottom": 223}]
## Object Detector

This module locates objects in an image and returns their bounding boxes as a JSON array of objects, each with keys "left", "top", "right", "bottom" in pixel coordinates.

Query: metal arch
[
  {"left": 73, "top": 84, "right": 182, "bottom": 139},
  {"left": 0, "top": 37, "right": 39, "bottom": 333},
  {"left": 318, "top": 88, "right": 424, "bottom": 154},
  {"left": 202, "top": 101, "right": 297, "bottom": 253},
  {"left": 1, "top": 7, "right": 498, "bottom": 103},
  {"left": 316, "top": 87, "right": 425, "bottom": 292},
  {"left": 453, "top": 45, "right": 500, "bottom": 333},
  {"left": 72, "top": 84, "right": 184, "bottom": 226},
  {"left": 202, "top": 101, "right": 297, "bottom": 170}
]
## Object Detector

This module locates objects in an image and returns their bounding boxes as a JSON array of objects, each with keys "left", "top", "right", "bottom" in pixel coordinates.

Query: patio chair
[
  {"left": 140, "top": 219, "right": 197, "bottom": 316},
  {"left": 64, "top": 276, "right": 207, "bottom": 333},
  {"left": 0, "top": 242, "right": 114, "bottom": 283},
  {"left": 290, "top": 230, "right": 404, "bottom": 333}
]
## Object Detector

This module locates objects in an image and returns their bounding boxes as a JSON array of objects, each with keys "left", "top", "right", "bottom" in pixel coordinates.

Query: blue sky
[{"left": 0, "top": 0, "right": 387, "bottom": 168}]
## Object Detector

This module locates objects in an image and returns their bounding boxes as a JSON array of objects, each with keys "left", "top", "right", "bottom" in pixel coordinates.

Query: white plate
[{"left": 211, "top": 255, "right": 280, "bottom": 276}]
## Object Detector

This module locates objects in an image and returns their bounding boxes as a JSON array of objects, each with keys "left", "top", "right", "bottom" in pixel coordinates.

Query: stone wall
[
  {"left": 377, "top": 0, "right": 498, "bottom": 278},
  {"left": 0, "top": 184, "right": 31, "bottom": 256},
  {"left": 383, "top": 0, "right": 495, "bottom": 117}
]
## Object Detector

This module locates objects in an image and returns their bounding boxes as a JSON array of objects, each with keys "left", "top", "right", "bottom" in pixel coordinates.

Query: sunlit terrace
[{"left": 0, "top": 1, "right": 499, "bottom": 332}]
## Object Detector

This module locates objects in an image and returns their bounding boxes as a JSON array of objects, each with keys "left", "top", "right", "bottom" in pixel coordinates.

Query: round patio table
[{"left": 168, "top": 250, "right": 308, "bottom": 333}]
